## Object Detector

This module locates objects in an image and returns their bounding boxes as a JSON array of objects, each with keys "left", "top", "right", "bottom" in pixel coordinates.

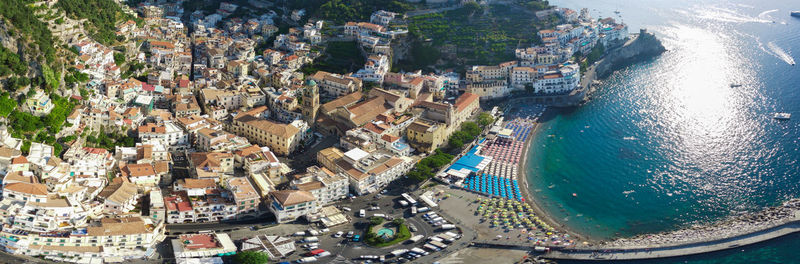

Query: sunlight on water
[{"left": 530, "top": 0, "right": 800, "bottom": 241}]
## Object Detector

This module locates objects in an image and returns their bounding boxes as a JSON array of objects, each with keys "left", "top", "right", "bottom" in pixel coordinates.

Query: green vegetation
[
  {"left": 8, "top": 93, "right": 76, "bottom": 139},
  {"left": 369, "top": 216, "right": 385, "bottom": 226},
  {"left": 477, "top": 112, "right": 494, "bottom": 127},
  {"left": 55, "top": 0, "right": 138, "bottom": 45},
  {"left": 1, "top": 0, "right": 58, "bottom": 65},
  {"left": 0, "top": 46, "right": 26, "bottom": 77},
  {"left": 232, "top": 251, "right": 270, "bottom": 264},
  {"left": 301, "top": 41, "right": 365, "bottom": 75},
  {"left": 580, "top": 42, "right": 605, "bottom": 72},
  {"left": 448, "top": 122, "right": 481, "bottom": 149},
  {"left": 395, "top": 41, "right": 441, "bottom": 72},
  {"left": 364, "top": 222, "right": 412, "bottom": 247},
  {"left": 64, "top": 68, "right": 90, "bottom": 87},
  {"left": 113, "top": 52, "right": 125, "bottom": 66},
  {"left": 0, "top": 93, "right": 17, "bottom": 117},
  {"left": 407, "top": 3, "right": 561, "bottom": 67},
  {"left": 41, "top": 64, "right": 59, "bottom": 91},
  {"left": 84, "top": 128, "right": 135, "bottom": 150},
  {"left": 292, "top": 0, "right": 414, "bottom": 24},
  {"left": 407, "top": 149, "right": 454, "bottom": 182}
]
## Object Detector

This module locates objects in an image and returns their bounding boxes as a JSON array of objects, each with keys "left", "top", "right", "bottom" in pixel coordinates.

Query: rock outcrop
[{"left": 596, "top": 30, "right": 666, "bottom": 78}]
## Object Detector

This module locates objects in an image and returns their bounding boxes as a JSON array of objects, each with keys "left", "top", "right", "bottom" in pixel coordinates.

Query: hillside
[{"left": 402, "top": 1, "right": 558, "bottom": 71}]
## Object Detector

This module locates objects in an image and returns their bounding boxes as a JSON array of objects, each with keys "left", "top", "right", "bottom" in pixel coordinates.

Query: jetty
[{"left": 543, "top": 209, "right": 800, "bottom": 261}]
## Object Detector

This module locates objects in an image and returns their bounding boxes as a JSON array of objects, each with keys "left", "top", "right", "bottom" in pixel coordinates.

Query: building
[
  {"left": 406, "top": 120, "right": 447, "bottom": 153},
  {"left": 231, "top": 107, "right": 303, "bottom": 156},
  {"left": 120, "top": 163, "right": 160, "bottom": 187},
  {"left": 226, "top": 177, "right": 260, "bottom": 215},
  {"left": 309, "top": 71, "right": 362, "bottom": 98},
  {"left": 24, "top": 90, "right": 54, "bottom": 116},
  {"left": 268, "top": 190, "right": 316, "bottom": 223},
  {"left": 189, "top": 152, "right": 235, "bottom": 179},
  {"left": 171, "top": 233, "right": 236, "bottom": 259},
  {"left": 291, "top": 166, "right": 348, "bottom": 206},
  {"left": 335, "top": 148, "right": 413, "bottom": 195},
  {"left": 97, "top": 178, "right": 139, "bottom": 215},
  {"left": 301, "top": 80, "right": 319, "bottom": 124},
  {"left": 0, "top": 216, "right": 166, "bottom": 262},
  {"left": 316, "top": 147, "right": 343, "bottom": 172}
]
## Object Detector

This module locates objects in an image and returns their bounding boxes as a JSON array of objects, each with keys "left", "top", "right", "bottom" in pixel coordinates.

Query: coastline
[{"left": 514, "top": 107, "right": 591, "bottom": 244}]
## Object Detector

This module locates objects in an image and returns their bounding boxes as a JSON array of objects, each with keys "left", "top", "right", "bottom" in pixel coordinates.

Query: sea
[{"left": 527, "top": 0, "right": 800, "bottom": 262}]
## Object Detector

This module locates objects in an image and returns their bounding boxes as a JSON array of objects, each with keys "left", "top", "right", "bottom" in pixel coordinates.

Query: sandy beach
[{"left": 512, "top": 106, "right": 592, "bottom": 244}]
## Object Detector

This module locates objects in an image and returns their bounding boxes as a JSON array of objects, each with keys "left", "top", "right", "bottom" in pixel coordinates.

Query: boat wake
[
  {"left": 757, "top": 9, "right": 778, "bottom": 20},
  {"left": 691, "top": 6, "right": 773, "bottom": 24},
  {"left": 764, "top": 41, "right": 796, "bottom": 65}
]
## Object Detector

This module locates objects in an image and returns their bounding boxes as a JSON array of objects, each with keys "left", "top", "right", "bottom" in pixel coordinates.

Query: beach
[{"left": 513, "top": 107, "right": 590, "bottom": 244}]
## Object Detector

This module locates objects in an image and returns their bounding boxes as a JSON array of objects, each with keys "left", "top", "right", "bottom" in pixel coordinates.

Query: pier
[{"left": 543, "top": 218, "right": 800, "bottom": 261}]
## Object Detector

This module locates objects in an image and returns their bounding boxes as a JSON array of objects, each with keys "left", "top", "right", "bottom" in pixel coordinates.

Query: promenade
[{"left": 544, "top": 219, "right": 800, "bottom": 261}]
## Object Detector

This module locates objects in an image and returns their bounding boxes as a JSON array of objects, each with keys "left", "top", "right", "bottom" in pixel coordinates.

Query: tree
[
  {"left": 113, "top": 52, "right": 125, "bottom": 66},
  {"left": 477, "top": 112, "right": 494, "bottom": 127},
  {"left": 448, "top": 137, "right": 464, "bottom": 149},
  {"left": 369, "top": 216, "right": 384, "bottom": 226},
  {"left": 392, "top": 218, "right": 405, "bottom": 225},
  {"left": 232, "top": 251, "right": 270, "bottom": 264},
  {"left": 461, "top": 122, "right": 481, "bottom": 137}
]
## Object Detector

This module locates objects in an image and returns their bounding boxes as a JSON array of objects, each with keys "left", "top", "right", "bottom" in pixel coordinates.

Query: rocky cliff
[{"left": 596, "top": 31, "right": 666, "bottom": 78}]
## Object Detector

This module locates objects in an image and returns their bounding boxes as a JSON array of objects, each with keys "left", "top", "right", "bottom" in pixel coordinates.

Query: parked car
[
  {"left": 352, "top": 235, "right": 361, "bottom": 242},
  {"left": 359, "top": 209, "right": 366, "bottom": 218},
  {"left": 346, "top": 231, "right": 354, "bottom": 238},
  {"left": 333, "top": 231, "right": 344, "bottom": 238},
  {"left": 342, "top": 207, "right": 352, "bottom": 212},
  {"left": 408, "top": 224, "right": 418, "bottom": 232}
]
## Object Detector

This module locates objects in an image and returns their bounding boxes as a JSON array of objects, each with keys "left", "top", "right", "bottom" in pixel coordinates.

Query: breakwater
[
  {"left": 595, "top": 30, "right": 667, "bottom": 78},
  {"left": 542, "top": 199, "right": 800, "bottom": 260}
]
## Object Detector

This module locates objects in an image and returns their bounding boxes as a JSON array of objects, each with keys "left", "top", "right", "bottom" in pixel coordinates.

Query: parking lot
[{"left": 277, "top": 182, "right": 475, "bottom": 263}]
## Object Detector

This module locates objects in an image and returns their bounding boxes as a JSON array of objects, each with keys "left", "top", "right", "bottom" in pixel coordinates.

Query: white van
[
  {"left": 302, "top": 236, "right": 319, "bottom": 243},
  {"left": 359, "top": 209, "right": 366, "bottom": 218},
  {"left": 372, "top": 213, "right": 386, "bottom": 218}
]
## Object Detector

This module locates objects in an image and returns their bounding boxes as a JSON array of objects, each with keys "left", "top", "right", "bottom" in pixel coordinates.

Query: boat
[
  {"left": 773, "top": 112, "right": 791, "bottom": 120},
  {"left": 730, "top": 83, "right": 742, "bottom": 88},
  {"left": 792, "top": 11, "right": 800, "bottom": 18}
]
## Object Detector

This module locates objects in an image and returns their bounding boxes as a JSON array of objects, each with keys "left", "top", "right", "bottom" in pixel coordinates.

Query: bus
[{"left": 401, "top": 193, "right": 417, "bottom": 205}]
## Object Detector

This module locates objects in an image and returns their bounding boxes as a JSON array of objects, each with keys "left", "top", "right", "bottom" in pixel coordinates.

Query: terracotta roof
[
  {"left": 320, "top": 92, "right": 362, "bottom": 114},
  {"left": 346, "top": 96, "right": 389, "bottom": 126},
  {"left": 179, "top": 178, "right": 216, "bottom": 189},
  {"left": 190, "top": 152, "right": 233, "bottom": 169},
  {"left": 270, "top": 190, "right": 315, "bottom": 206},
  {"left": 4, "top": 182, "right": 48, "bottom": 196},
  {"left": 11, "top": 156, "right": 28, "bottom": 165},
  {"left": 87, "top": 217, "right": 150, "bottom": 236},
  {"left": 98, "top": 180, "right": 138, "bottom": 204},
  {"left": 453, "top": 93, "right": 479, "bottom": 113},
  {"left": 121, "top": 163, "right": 156, "bottom": 178},
  {"left": 237, "top": 115, "right": 299, "bottom": 139},
  {"left": 3, "top": 171, "right": 38, "bottom": 184},
  {"left": 295, "top": 181, "right": 324, "bottom": 191},
  {"left": 137, "top": 123, "right": 166, "bottom": 134}
]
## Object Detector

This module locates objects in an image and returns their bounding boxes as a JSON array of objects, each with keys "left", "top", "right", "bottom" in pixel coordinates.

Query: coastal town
[{"left": 0, "top": 0, "right": 712, "bottom": 263}]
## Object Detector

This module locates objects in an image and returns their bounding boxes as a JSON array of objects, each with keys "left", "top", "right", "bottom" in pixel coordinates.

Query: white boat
[{"left": 774, "top": 112, "right": 791, "bottom": 120}]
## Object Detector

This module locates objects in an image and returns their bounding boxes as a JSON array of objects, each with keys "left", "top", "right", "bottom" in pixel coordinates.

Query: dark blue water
[{"left": 527, "top": 0, "right": 800, "bottom": 262}]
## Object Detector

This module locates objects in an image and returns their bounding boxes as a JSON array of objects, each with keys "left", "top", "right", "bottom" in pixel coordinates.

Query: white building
[
  {"left": 291, "top": 166, "right": 348, "bottom": 206},
  {"left": 268, "top": 190, "right": 317, "bottom": 223},
  {"left": 171, "top": 233, "right": 237, "bottom": 259}
]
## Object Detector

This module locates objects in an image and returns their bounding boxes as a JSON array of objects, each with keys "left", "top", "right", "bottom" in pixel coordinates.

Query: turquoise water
[
  {"left": 377, "top": 228, "right": 395, "bottom": 238},
  {"left": 528, "top": 0, "right": 800, "bottom": 262}
]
